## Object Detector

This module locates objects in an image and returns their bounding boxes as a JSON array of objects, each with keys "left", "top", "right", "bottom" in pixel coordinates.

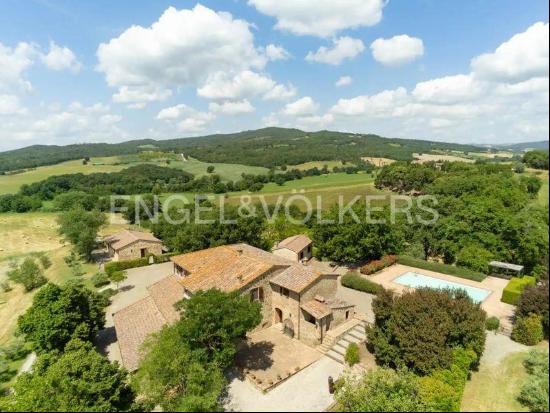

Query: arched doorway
[{"left": 274, "top": 308, "right": 283, "bottom": 324}]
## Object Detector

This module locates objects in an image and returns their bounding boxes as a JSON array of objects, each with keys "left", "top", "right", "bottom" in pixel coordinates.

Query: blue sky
[{"left": 0, "top": 0, "right": 548, "bottom": 151}]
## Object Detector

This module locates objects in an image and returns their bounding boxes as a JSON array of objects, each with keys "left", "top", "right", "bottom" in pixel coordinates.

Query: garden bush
[
  {"left": 485, "top": 317, "right": 500, "bottom": 332},
  {"left": 516, "top": 282, "right": 549, "bottom": 338},
  {"left": 344, "top": 343, "right": 360, "bottom": 366},
  {"left": 367, "top": 289, "right": 486, "bottom": 375},
  {"left": 396, "top": 256, "right": 486, "bottom": 282},
  {"left": 104, "top": 252, "right": 178, "bottom": 276},
  {"left": 341, "top": 273, "right": 383, "bottom": 295},
  {"left": 501, "top": 276, "right": 536, "bottom": 305},
  {"left": 512, "top": 314, "right": 544, "bottom": 346},
  {"left": 91, "top": 272, "right": 110, "bottom": 288},
  {"left": 360, "top": 255, "right": 397, "bottom": 275},
  {"left": 518, "top": 350, "right": 549, "bottom": 412},
  {"left": 0, "top": 339, "right": 29, "bottom": 361}
]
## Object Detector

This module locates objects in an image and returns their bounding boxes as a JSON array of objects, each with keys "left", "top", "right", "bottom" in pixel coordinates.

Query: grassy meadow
[{"left": 0, "top": 212, "right": 129, "bottom": 346}]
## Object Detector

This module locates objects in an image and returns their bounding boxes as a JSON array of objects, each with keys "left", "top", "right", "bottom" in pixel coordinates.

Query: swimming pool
[{"left": 393, "top": 271, "right": 491, "bottom": 304}]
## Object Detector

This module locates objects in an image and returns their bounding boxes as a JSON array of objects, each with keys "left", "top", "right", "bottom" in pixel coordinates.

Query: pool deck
[{"left": 369, "top": 264, "right": 515, "bottom": 332}]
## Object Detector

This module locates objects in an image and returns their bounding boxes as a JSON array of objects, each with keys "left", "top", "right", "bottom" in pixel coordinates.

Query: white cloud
[
  {"left": 156, "top": 103, "right": 215, "bottom": 133},
  {"left": 370, "top": 35, "right": 424, "bottom": 66},
  {"left": 471, "top": 22, "right": 548, "bottom": 83},
  {"left": 0, "top": 42, "right": 37, "bottom": 92},
  {"left": 306, "top": 37, "right": 365, "bottom": 65},
  {"left": 97, "top": 5, "right": 266, "bottom": 107},
  {"left": 265, "top": 44, "right": 291, "bottom": 61},
  {"left": 295, "top": 113, "right": 334, "bottom": 130},
  {"left": 282, "top": 96, "right": 319, "bottom": 116},
  {"left": 0, "top": 102, "right": 127, "bottom": 149},
  {"left": 248, "top": 0, "right": 385, "bottom": 37},
  {"left": 335, "top": 76, "right": 352, "bottom": 87},
  {"left": 209, "top": 99, "right": 255, "bottom": 115},
  {"left": 412, "top": 74, "right": 484, "bottom": 104},
  {"left": 198, "top": 71, "right": 275, "bottom": 101},
  {"left": 41, "top": 41, "right": 82, "bottom": 73},
  {"left": 326, "top": 24, "right": 549, "bottom": 143},
  {"left": 114, "top": 86, "right": 172, "bottom": 109},
  {"left": 263, "top": 83, "right": 297, "bottom": 101},
  {"left": 0, "top": 94, "right": 26, "bottom": 115},
  {"left": 331, "top": 87, "right": 408, "bottom": 116}
]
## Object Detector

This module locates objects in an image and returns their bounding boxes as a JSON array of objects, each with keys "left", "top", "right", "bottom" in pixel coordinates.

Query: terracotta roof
[
  {"left": 270, "top": 265, "right": 326, "bottom": 293},
  {"left": 104, "top": 229, "right": 162, "bottom": 251},
  {"left": 147, "top": 276, "right": 185, "bottom": 323},
  {"left": 326, "top": 298, "right": 354, "bottom": 310},
  {"left": 113, "top": 297, "right": 167, "bottom": 371},
  {"left": 171, "top": 244, "right": 291, "bottom": 293},
  {"left": 273, "top": 234, "right": 312, "bottom": 253},
  {"left": 301, "top": 300, "right": 331, "bottom": 319}
]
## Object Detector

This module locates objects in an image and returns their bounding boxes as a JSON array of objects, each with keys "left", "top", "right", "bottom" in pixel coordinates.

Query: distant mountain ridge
[
  {"left": 0, "top": 127, "right": 486, "bottom": 173},
  {"left": 492, "top": 141, "right": 549, "bottom": 151}
]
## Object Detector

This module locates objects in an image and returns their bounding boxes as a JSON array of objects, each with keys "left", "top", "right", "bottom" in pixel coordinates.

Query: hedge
[
  {"left": 104, "top": 252, "right": 178, "bottom": 276},
  {"left": 360, "top": 255, "right": 397, "bottom": 275},
  {"left": 501, "top": 276, "right": 536, "bottom": 305},
  {"left": 396, "top": 256, "right": 486, "bottom": 282},
  {"left": 341, "top": 273, "right": 383, "bottom": 295}
]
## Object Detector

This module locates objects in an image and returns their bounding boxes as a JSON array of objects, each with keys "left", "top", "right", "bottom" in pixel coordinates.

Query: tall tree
[
  {"left": 58, "top": 208, "right": 106, "bottom": 260},
  {"left": 18, "top": 282, "right": 106, "bottom": 353}
]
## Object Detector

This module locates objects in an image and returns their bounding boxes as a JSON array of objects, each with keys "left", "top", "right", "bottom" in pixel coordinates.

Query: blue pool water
[{"left": 394, "top": 271, "right": 491, "bottom": 303}]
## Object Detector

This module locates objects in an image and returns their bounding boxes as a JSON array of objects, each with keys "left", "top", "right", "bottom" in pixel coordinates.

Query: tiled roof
[
  {"left": 171, "top": 244, "right": 291, "bottom": 293},
  {"left": 147, "top": 276, "right": 185, "bottom": 323},
  {"left": 301, "top": 300, "right": 331, "bottom": 319},
  {"left": 104, "top": 229, "right": 162, "bottom": 251},
  {"left": 113, "top": 297, "right": 167, "bottom": 372},
  {"left": 273, "top": 234, "right": 312, "bottom": 253},
  {"left": 270, "top": 265, "right": 326, "bottom": 293}
]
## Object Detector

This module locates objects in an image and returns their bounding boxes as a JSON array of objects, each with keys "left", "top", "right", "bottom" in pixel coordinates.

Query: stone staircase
[{"left": 321, "top": 319, "right": 369, "bottom": 364}]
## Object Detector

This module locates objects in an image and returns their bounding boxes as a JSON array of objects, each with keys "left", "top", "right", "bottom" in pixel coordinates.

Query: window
[
  {"left": 250, "top": 287, "right": 264, "bottom": 302},
  {"left": 280, "top": 287, "right": 290, "bottom": 297},
  {"left": 345, "top": 310, "right": 350, "bottom": 320}
]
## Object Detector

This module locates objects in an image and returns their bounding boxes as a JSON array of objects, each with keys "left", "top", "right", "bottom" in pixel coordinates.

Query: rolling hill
[{"left": 0, "top": 127, "right": 485, "bottom": 173}]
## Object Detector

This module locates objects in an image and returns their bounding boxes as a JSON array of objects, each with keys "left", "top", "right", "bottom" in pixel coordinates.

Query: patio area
[
  {"left": 235, "top": 325, "right": 322, "bottom": 392},
  {"left": 368, "top": 264, "right": 515, "bottom": 331}
]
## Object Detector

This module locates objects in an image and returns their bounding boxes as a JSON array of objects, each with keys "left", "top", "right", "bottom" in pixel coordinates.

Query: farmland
[{"left": 0, "top": 155, "right": 270, "bottom": 195}]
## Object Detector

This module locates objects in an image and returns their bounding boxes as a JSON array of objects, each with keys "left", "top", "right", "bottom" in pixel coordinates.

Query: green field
[
  {"left": 0, "top": 157, "right": 130, "bottom": 195},
  {"left": 174, "top": 157, "right": 269, "bottom": 181},
  {"left": 0, "top": 155, "right": 271, "bottom": 195}
]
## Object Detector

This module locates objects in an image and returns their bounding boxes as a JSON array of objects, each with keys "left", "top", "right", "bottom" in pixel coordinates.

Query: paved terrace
[{"left": 368, "top": 264, "right": 515, "bottom": 332}]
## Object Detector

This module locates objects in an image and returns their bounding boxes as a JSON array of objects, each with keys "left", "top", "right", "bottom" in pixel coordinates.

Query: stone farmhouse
[
  {"left": 272, "top": 234, "right": 313, "bottom": 262},
  {"left": 113, "top": 237, "right": 355, "bottom": 371},
  {"left": 103, "top": 229, "right": 164, "bottom": 261}
]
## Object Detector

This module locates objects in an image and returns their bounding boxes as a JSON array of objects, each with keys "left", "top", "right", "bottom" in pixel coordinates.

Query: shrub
[
  {"left": 344, "top": 343, "right": 360, "bottom": 366},
  {"left": 38, "top": 254, "right": 52, "bottom": 270},
  {"left": 0, "top": 339, "right": 29, "bottom": 361},
  {"left": 360, "top": 255, "right": 397, "bottom": 275},
  {"left": 501, "top": 276, "right": 537, "bottom": 305},
  {"left": 0, "top": 281, "right": 12, "bottom": 292},
  {"left": 455, "top": 245, "right": 492, "bottom": 273},
  {"left": 91, "top": 272, "right": 110, "bottom": 288},
  {"left": 341, "top": 273, "right": 383, "bottom": 295},
  {"left": 99, "top": 288, "right": 117, "bottom": 303},
  {"left": 418, "top": 376, "right": 456, "bottom": 412},
  {"left": 367, "top": 288, "right": 486, "bottom": 375},
  {"left": 396, "top": 256, "right": 486, "bottom": 282},
  {"left": 516, "top": 283, "right": 549, "bottom": 338},
  {"left": 104, "top": 252, "right": 177, "bottom": 276},
  {"left": 7, "top": 258, "right": 48, "bottom": 292},
  {"left": 518, "top": 350, "right": 549, "bottom": 412},
  {"left": 0, "top": 355, "right": 15, "bottom": 382},
  {"left": 512, "top": 314, "right": 544, "bottom": 346},
  {"left": 485, "top": 316, "right": 500, "bottom": 332}
]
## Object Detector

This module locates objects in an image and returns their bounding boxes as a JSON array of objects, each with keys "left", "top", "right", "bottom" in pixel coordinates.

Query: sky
[{"left": 0, "top": 0, "right": 548, "bottom": 152}]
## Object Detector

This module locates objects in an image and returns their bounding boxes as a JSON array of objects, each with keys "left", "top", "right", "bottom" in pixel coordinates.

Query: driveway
[
  {"left": 95, "top": 262, "right": 173, "bottom": 364},
  {"left": 225, "top": 356, "right": 344, "bottom": 412}
]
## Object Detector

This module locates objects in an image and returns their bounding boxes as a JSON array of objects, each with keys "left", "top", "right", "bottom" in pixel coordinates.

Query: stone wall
[
  {"left": 301, "top": 274, "right": 339, "bottom": 301},
  {"left": 115, "top": 241, "right": 163, "bottom": 261}
]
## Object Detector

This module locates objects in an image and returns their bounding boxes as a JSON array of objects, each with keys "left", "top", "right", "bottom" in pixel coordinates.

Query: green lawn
[{"left": 461, "top": 350, "right": 535, "bottom": 412}]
